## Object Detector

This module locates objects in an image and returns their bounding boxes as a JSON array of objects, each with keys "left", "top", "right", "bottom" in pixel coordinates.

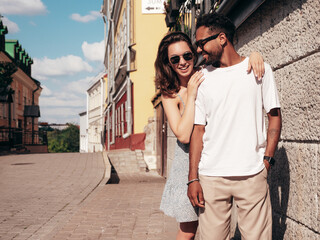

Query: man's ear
[{"left": 219, "top": 33, "right": 228, "bottom": 46}]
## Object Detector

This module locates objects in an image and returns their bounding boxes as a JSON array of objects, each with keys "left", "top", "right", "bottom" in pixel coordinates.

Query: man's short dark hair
[{"left": 196, "top": 13, "right": 236, "bottom": 45}]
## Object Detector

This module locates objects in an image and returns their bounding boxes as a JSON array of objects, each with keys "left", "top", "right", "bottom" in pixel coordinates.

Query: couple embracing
[{"left": 155, "top": 13, "right": 282, "bottom": 240}]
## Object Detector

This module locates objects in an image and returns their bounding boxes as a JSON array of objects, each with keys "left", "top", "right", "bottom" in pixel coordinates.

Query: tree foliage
[
  {"left": 0, "top": 61, "right": 17, "bottom": 96},
  {"left": 47, "top": 124, "right": 79, "bottom": 153}
]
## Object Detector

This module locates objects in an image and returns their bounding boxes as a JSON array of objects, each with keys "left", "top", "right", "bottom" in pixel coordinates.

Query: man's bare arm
[
  {"left": 187, "top": 124, "right": 205, "bottom": 208},
  {"left": 264, "top": 108, "right": 282, "bottom": 170}
]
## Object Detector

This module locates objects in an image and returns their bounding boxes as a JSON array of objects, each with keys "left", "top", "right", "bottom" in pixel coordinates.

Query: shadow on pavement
[{"left": 106, "top": 163, "right": 120, "bottom": 184}]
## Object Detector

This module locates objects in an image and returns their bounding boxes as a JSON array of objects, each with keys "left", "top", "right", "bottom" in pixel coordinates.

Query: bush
[{"left": 47, "top": 124, "right": 79, "bottom": 153}]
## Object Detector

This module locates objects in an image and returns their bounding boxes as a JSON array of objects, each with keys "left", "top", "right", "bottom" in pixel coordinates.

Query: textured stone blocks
[
  {"left": 270, "top": 142, "right": 319, "bottom": 233},
  {"left": 236, "top": 0, "right": 319, "bottom": 239},
  {"left": 107, "top": 150, "right": 143, "bottom": 173},
  {"left": 274, "top": 215, "right": 319, "bottom": 240},
  {"left": 236, "top": 0, "right": 320, "bottom": 70},
  {"left": 275, "top": 53, "right": 320, "bottom": 141}
]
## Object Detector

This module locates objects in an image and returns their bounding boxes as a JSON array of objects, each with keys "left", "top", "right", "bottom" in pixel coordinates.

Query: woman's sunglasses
[{"left": 169, "top": 52, "right": 193, "bottom": 65}]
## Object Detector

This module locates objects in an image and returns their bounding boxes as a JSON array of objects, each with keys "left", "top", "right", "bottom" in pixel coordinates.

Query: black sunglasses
[
  {"left": 169, "top": 52, "right": 193, "bottom": 64},
  {"left": 195, "top": 32, "right": 221, "bottom": 49}
]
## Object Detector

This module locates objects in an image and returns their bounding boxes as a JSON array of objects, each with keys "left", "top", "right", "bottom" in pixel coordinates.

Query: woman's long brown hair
[{"left": 155, "top": 31, "right": 197, "bottom": 96}]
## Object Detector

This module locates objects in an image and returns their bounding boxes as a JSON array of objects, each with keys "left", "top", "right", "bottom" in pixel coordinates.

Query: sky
[{"left": 0, "top": 0, "right": 105, "bottom": 124}]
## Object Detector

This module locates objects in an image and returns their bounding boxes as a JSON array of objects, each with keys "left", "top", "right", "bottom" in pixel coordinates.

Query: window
[
  {"left": 115, "top": 108, "right": 118, "bottom": 137},
  {"left": 12, "top": 93, "right": 15, "bottom": 120},
  {"left": 3, "top": 103, "right": 7, "bottom": 118},
  {"left": 109, "top": 112, "right": 112, "bottom": 138},
  {"left": 120, "top": 104, "right": 124, "bottom": 135},
  {"left": 115, "top": 32, "right": 120, "bottom": 70},
  {"left": 110, "top": 55, "right": 114, "bottom": 81},
  {"left": 122, "top": 11, "right": 127, "bottom": 51},
  {"left": 117, "top": 108, "right": 121, "bottom": 137},
  {"left": 18, "top": 90, "right": 21, "bottom": 105}
]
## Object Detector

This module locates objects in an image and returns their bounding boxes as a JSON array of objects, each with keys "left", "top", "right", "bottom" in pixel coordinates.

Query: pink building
[{"left": 0, "top": 20, "right": 44, "bottom": 152}]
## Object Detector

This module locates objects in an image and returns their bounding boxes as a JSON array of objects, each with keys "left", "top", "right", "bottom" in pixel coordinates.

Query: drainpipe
[
  {"left": 86, "top": 91, "right": 89, "bottom": 152},
  {"left": 111, "top": 18, "right": 116, "bottom": 144},
  {"left": 31, "top": 83, "right": 40, "bottom": 145},
  {"left": 103, "top": 16, "right": 107, "bottom": 51},
  {"left": 106, "top": 20, "right": 112, "bottom": 145},
  {"left": 126, "top": 0, "right": 132, "bottom": 136},
  {"left": 100, "top": 77, "right": 104, "bottom": 151},
  {"left": 107, "top": 109, "right": 110, "bottom": 150},
  {"left": 8, "top": 94, "right": 12, "bottom": 147},
  {"left": 32, "top": 84, "right": 39, "bottom": 105}
]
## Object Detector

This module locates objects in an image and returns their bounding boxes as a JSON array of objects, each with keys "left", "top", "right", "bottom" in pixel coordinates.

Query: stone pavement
[
  {"left": 0, "top": 152, "right": 180, "bottom": 240},
  {"left": 0, "top": 152, "right": 105, "bottom": 240},
  {"left": 51, "top": 172, "right": 178, "bottom": 240}
]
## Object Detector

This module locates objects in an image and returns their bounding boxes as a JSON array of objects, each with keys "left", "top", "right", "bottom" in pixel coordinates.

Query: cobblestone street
[
  {"left": 52, "top": 172, "right": 178, "bottom": 240},
  {"left": 0, "top": 152, "right": 178, "bottom": 240}
]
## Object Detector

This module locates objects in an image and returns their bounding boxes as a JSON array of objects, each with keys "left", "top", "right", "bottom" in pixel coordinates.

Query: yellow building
[{"left": 102, "top": 0, "right": 167, "bottom": 150}]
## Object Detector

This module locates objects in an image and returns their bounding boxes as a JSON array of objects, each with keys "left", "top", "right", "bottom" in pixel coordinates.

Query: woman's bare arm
[{"left": 162, "top": 71, "right": 204, "bottom": 143}]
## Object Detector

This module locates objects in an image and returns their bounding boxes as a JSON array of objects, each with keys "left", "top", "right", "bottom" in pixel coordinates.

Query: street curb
[{"left": 101, "top": 151, "right": 112, "bottom": 185}]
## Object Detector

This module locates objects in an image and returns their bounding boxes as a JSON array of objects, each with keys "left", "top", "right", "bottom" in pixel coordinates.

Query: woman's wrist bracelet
[{"left": 187, "top": 178, "right": 199, "bottom": 185}]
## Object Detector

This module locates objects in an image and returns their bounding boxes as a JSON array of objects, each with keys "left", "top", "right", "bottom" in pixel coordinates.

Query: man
[{"left": 187, "top": 13, "right": 282, "bottom": 240}]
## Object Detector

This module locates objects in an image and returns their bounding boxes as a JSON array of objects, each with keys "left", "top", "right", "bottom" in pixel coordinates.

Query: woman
[{"left": 154, "top": 31, "right": 264, "bottom": 240}]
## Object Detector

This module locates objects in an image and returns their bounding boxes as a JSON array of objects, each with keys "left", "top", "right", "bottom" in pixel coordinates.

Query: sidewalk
[
  {"left": 51, "top": 172, "right": 178, "bottom": 240},
  {"left": 0, "top": 152, "right": 105, "bottom": 240},
  {"left": 0, "top": 151, "right": 179, "bottom": 240}
]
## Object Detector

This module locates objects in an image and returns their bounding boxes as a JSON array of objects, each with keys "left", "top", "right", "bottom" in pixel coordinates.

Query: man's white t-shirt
[{"left": 195, "top": 57, "right": 280, "bottom": 177}]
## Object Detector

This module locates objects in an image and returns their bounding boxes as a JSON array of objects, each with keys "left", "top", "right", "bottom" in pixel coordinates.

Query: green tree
[
  {"left": 47, "top": 124, "right": 79, "bottom": 153},
  {"left": 0, "top": 62, "right": 17, "bottom": 98}
]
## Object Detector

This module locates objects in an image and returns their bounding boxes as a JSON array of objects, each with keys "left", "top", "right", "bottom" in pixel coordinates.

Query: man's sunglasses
[
  {"left": 169, "top": 52, "right": 193, "bottom": 64},
  {"left": 195, "top": 32, "right": 221, "bottom": 49}
]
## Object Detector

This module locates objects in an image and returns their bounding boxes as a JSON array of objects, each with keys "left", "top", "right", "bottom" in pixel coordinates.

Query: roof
[
  {"left": 79, "top": 111, "right": 87, "bottom": 116},
  {"left": 87, "top": 71, "right": 107, "bottom": 92}
]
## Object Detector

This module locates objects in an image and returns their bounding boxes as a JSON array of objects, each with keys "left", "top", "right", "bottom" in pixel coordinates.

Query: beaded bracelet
[{"left": 187, "top": 178, "right": 199, "bottom": 185}]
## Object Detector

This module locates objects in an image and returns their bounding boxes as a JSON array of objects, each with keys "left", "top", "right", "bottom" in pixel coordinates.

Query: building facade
[
  {"left": 86, "top": 72, "right": 106, "bottom": 152},
  {"left": 101, "top": 0, "right": 168, "bottom": 154},
  {"left": 0, "top": 20, "right": 43, "bottom": 151},
  {"left": 155, "top": 0, "right": 320, "bottom": 239},
  {"left": 78, "top": 111, "right": 88, "bottom": 153}
]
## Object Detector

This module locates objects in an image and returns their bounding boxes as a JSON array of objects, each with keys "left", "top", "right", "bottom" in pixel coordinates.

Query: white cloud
[
  {"left": 82, "top": 40, "right": 104, "bottom": 62},
  {"left": 38, "top": 74, "right": 103, "bottom": 123},
  {"left": 33, "top": 55, "right": 93, "bottom": 79},
  {"left": 40, "top": 86, "right": 86, "bottom": 108},
  {"left": 2, "top": 17, "right": 20, "bottom": 33},
  {"left": 40, "top": 95, "right": 85, "bottom": 108},
  {"left": 65, "top": 77, "right": 92, "bottom": 94},
  {"left": 0, "top": 0, "right": 47, "bottom": 15},
  {"left": 39, "top": 107, "right": 83, "bottom": 124},
  {"left": 39, "top": 73, "right": 107, "bottom": 123},
  {"left": 70, "top": 11, "right": 100, "bottom": 23},
  {"left": 39, "top": 88, "right": 86, "bottom": 124}
]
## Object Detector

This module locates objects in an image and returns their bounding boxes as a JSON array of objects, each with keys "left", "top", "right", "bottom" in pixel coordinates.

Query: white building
[
  {"left": 86, "top": 72, "right": 106, "bottom": 152},
  {"left": 79, "top": 111, "right": 87, "bottom": 153}
]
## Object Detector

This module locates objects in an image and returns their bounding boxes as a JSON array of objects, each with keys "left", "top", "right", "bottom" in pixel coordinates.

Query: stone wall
[
  {"left": 107, "top": 149, "right": 148, "bottom": 174},
  {"left": 235, "top": 0, "right": 319, "bottom": 239},
  {"left": 143, "top": 116, "right": 158, "bottom": 170}
]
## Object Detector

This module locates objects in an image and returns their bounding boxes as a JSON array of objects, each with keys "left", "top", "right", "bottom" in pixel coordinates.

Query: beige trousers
[{"left": 199, "top": 168, "right": 272, "bottom": 240}]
